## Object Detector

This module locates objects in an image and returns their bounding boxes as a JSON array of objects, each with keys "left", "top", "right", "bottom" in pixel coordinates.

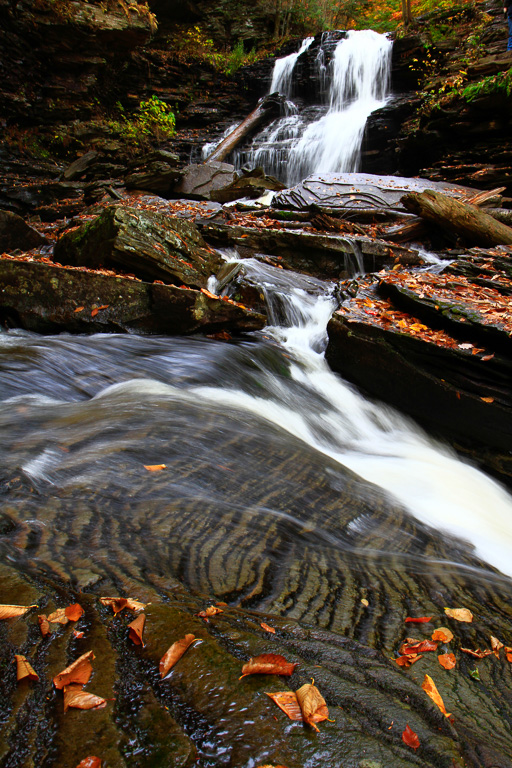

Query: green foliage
[
  {"left": 462, "top": 70, "right": 512, "bottom": 102},
  {"left": 107, "top": 96, "right": 176, "bottom": 148},
  {"left": 170, "top": 25, "right": 262, "bottom": 74}
]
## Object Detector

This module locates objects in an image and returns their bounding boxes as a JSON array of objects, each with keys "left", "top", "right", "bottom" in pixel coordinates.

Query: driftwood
[
  {"left": 387, "top": 186, "right": 505, "bottom": 242},
  {"left": 204, "top": 93, "right": 284, "bottom": 164},
  {"left": 400, "top": 187, "right": 512, "bottom": 246}
]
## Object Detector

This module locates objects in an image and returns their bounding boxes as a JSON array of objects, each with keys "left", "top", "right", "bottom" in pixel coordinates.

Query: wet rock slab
[{"left": 0, "top": 258, "right": 265, "bottom": 335}]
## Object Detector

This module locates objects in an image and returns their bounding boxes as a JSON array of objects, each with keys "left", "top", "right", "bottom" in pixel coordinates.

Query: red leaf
[
  {"left": 405, "top": 617, "right": 432, "bottom": 624},
  {"left": 402, "top": 724, "right": 420, "bottom": 750}
]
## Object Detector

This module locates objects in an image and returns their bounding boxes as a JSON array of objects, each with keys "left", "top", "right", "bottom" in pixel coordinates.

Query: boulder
[
  {"left": 54, "top": 204, "right": 223, "bottom": 288},
  {"left": 0, "top": 210, "right": 48, "bottom": 251},
  {"left": 210, "top": 166, "right": 286, "bottom": 203},
  {"left": 173, "top": 161, "right": 237, "bottom": 200},
  {"left": 0, "top": 258, "right": 265, "bottom": 335},
  {"left": 125, "top": 149, "right": 183, "bottom": 195}
]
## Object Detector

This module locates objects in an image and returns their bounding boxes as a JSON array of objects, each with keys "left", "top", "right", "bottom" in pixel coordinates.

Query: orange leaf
[
  {"left": 402, "top": 724, "right": 420, "bottom": 750},
  {"left": 395, "top": 653, "right": 423, "bottom": 667},
  {"left": 266, "top": 691, "right": 303, "bottom": 721},
  {"left": 438, "top": 653, "right": 456, "bottom": 670},
  {"left": 74, "top": 306, "right": 84, "bottom": 313},
  {"left": 15, "top": 654, "right": 39, "bottom": 682},
  {"left": 480, "top": 396, "right": 494, "bottom": 403},
  {"left": 38, "top": 615, "right": 51, "bottom": 637},
  {"left": 128, "top": 614, "right": 146, "bottom": 646},
  {"left": 196, "top": 605, "right": 223, "bottom": 620},
  {"left": 260, "top": 622, "right": 276, "bottom": 634},
  {"left": 73, "top": 630, "right": 85, "bottom": 639},
  {"left": 405, "top": 616, "right": 432, "bottom": 624},
  {"left": 91, "top": 305, "right": 109, "bottom": 318},
  {"left": 160, "top": 634, "right": 196, "bottom": 677},
  {"left": 47, "top": 608, "right": 69, "bottom": 625},
  {"left": 63, "top": 684, "right": 107, "bottom": 713},
  {"left": 200, "top": 288, "right": 219, "bottom": 299},
  {"left": 421, "top": 674, "right": 451, "bottom": 717},
  {"left": 75, "top": 758, "right": 102, "bottom": 768},
  {"left": 504, "top": 646, "right": 512, "bottom": 662},
  {"left": 490, "top": 635, "right": 504, "bottom": 658},
  {"left": 240, "top": 653, "right": 297, "bottom": 679},
  {"left": 0, "top": 604, "right": 37, "bottom": 619},
  {"left": 460, "top": 647, "right": 492, "bottom": 658},
  {"left": 144, "top": 464, "right": 167, "bottom": 471},
  {"left": 65, "top": 603, "right": 84, "bottom": 621},
  {"left": 431, "top": 627, "right": 453, "bottom": 643},
  {"left": 99, "top": 597, "right": 146, "bottom": 614},
  {"left": 295, "top": 681, "right": 330, "bottom": 732},
  {"left": 53, "top": 651, "right": 95, "bottom": 689},
  {"left": 444, "top": 607, "right": 473, "bottom": 623},
  {"left": 400, "top": 640, "right": 438, "bottom": 655}
]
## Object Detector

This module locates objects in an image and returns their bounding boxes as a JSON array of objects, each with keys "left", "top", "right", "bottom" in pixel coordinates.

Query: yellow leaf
[
  {"left": 444, "top": 607, "right": 473, "bottom": 623},
  {"left": 0, "top": 604, "right": 37, "bottom": 619},
  {"left": 421, "top": 674, "right": 451, "bottom": 717}
]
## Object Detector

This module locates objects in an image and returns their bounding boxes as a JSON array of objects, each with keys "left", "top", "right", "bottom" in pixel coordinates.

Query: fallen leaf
[
  {"left": 469, "top": 668, "right": 480, "bottom": 680},
  {"left": 400, "top": 639, "right": 438, "bottom": 655},
  {"left": 200, "top": 288, "right": 219, "bottom": 299},
  {"left": 38, "top": 615, "right": 51, "bottom": 637},
  {"left": 460, "top": 647, "right": 492, "bottom": 659},
  {"left": 15, "top": 654, "right": 39, "bottom": 682},
  {"left": 295, "top": 681, "right": 330, "bottom": 732},
  {"left": 128, "top": 614, "right": 146, "bottom": 646},
  {"left": 438, "top": 653, "right": 456, "bottom": 670},
  {"left": 504, "top": 646, "right": 512, "bottom": 662},
  {"left": 405, "top": 616, "right": 432, "bottom": 624},
  {"left": 47, "top": 608, "right": 69, "bottom": 625},
  {"left": 63, "top": 684, "right": 107, "bottom": 713},
  {"left": 65, "top": 603, "right": 84, "bottom": 621},
  {"left": 421, "top": 674, "right": 452, "bottom": 717},
  {"left": 481, "top": 354, "right": 494, "bottom": 361},
  {"left": 196, "top": 605, "right": 223, "bottom": 620},
  {"left": 431, "top": 628, "right": 454, "bottom": 643},
  {"left": 444, "top": 607, "right": 473, "bottom": 623},
  {"left": 480, "top": 396, "right": 494, "bottom": 403},
  {"left": 266, "top": 691, "right": 303, "bottom": 721},
  {"left": 402, "top": 723, "right": 420, "bottom": 750},
  {"left": 91, "top": 305, "right": 109, "bottom": 318},
  {"left": 53, "top": 651, "right": 95, "bottom": 689},
  {"left": 73, "top": 630, "right": 85, "bottom": 639},
  {"left": 74, "top": 306, "right": 84, "bottom": 313},
  {"left": 75, "top": 758, "right": 102, "bottom": 768},
  {"left": 160, "top": 634, "right": 196, "bottom": 677},
  {"left": 260, "top": 622, "right": 276, "bottom": 634},
  {"left": 490, "top": 636, "right": 504, "bottom": 658},
  {"left": 144, "top": 464, "right": 167, "bottom": 471},
  {"left": 0, "top": 604, "right": 37, "bottom": 619},
  {"left": 396, "top": 653, "right": 423, "bottom": 667},
  {"left": 361, "top": 598, "right": 369, "bottom": 607},
  {"left": 240, "top": 654, "right": 297, "bottom": 679},
  {"left": 99, "top": 597, "right": 146, "bottom": 614}
]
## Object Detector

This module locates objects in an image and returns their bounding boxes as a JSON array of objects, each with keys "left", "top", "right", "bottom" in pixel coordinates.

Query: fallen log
[
  {"left": 204, "top": 93, "right": 284, "bottom": 164},
  {"left": 400, "top": 187, "right": 512, "bottom": 246},
  {"left": 387, "top": 186, "right": 505, "bottom": 243}
]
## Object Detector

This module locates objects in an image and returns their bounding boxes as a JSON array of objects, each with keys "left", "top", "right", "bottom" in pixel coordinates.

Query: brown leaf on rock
[
  {"left": 490, "top": 636, "right": 504, "bottom": 658},
  {"left": 432, "top": 628, "right": 454, "bottom": 643},
  {"left": 196, "top": 605, "right": 223, "bottom": 621},
  {"left": 402, "top": 724, "right": 420, "bottom": 750},
  {"left": 75, "top": 758, "right": 102, "bottom": 768},
  {"left": 421, "top": 674, "right": 452, "bottom": 717},
  {"left": 99, "top": 597, "right": 146, "bottom": 614},
  {"left": 295, "top": 681, "right": 330, "bottom": 732},
  {"left": 396, "top": 653, "right": 423, "bottom": 667},
  {"left": 260, "top": 622, "right": 276, "bottom": 634},
  {"left": 65, "top": 603, "right": 84, "bottom": 621},
  {"left": 160, "top": 634, "right": 196, "bottom": 677},
  {"left": 266, "top": 691, "right": 303, "bottom": 721},
  {"left": 240, "top": 653, "right": 297, "bottom": 679},
  {"left": 38, "top": 615, "right": 51, "bottom": 637},
  {"left": 53, "top": 651, "right": 95, "bottom": 689},
  {"left": 0, "top": 604, "right": 37, "bottom": 619},
  {"left": 444, "top": 607, "right": 473, "bottom": 623},
  {"left": 438, "top": 653, "right": 456, "bottom": 670},
  {"left": 47, "top": 608, "right": 69, "bottom": 625},
  {"left": 15, "top": 654, "right": 39, "bottom": 682},
  {"left": 460, "top": 647, "right": 492, "bottom": 659},
  {"left": 63, "top": 684, "right": 107, "bottom": 713},
  {"left": 405, "top": 617, "right": 432, "bottom": 624},
  {"left": 128, "top": 614, "right": 146, "bottom": 646}
]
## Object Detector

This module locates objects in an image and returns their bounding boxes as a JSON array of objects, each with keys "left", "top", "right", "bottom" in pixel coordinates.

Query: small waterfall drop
[{"left": 270, "top": 36, "right": 314, "bottom": 97}]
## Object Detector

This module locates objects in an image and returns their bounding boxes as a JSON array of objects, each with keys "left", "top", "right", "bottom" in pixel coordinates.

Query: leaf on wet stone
[
  {"left": 396, "top": 653, "right": 423, "bottom": 667},
  {"left": 196, "top": 605, "right": 223, "bottom": 621},
  {"left": 295, "top": 681, "right": 330, "bottom": 732},
  {"left": 38, "top": 615, "right": 51, "bottom": 637},
  {"left": 160, "top": 633, "right": 196, "bottom": 677},
  {"left": 47, "top": 608, "right": 70, "bottom": 625},
  {"left": 53, "top": 651, "right": 95, "bottom": 689},
  {"left": 73, "top": 629, "right": 85, "bottom": 639},
  {"left": 65, "top": 603, "right": 84, "bottom": 621},
  {"left": 421, "top": 674, "right": 452, "bottom": 718},
  {"left": 460, "top": 647, "right": 492, "bottom": 659},
  {"left": 240, "top": 653, "right": 297, "bottom": 679},
  {"left": 400, "top": 639, "right": 438, "bottom": 655},
  {"left": 75, "top": 758, "right": 102, "bottom": 768},
  {"left": 266, "top": 691, "right": 303, "bottom": 721},
  {"left": 260, "top": 622, "right": 276, "bottom": 634},
  {"left": 0, "top": 604, "right": 37, "bottom": 619},
  {"left": 504, "top": 647, "right": 512, "bottom": 662},
  {"left": 99, "top": 597, "right": 146, "bottom": 614},
  {"left": 144, "top": 464, "right": 167, "bottom": 471},
  {"left": 128, "top": 613, "right": 146, "bottom": 646},
  {"left": 63, "top": 684, "right": 107, "bottom": 713},
  {"left": 444, "top": 607, "right": 473, "bottom": 623},
  {"left": 14, "top": 654, "right": 39, "bottom": 682},
  {"left": 402, "top": 724, "right": 420, "bottom": 750},
  {"left": 490, "top": 636, "right": 504, "bottom": 657},
  {"left": 438, "top": 653, "right": 456, "bottom": 670},
  {"left": 405, "top": 616, "right": 432, "bottom": 624},
  {"left": 432, "top": 627, "right": 454, "bottom": 643}
]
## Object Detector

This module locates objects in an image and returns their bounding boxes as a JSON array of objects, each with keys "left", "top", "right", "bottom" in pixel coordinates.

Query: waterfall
[{"left": 232, "top": 29, "right": 392, "bottom": 185}]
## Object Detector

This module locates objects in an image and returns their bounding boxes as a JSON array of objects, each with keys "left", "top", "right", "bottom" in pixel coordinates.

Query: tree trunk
[
  {"left": 203, "top": 94, "right": 284, "bottom": 165},
  {"left": 401, "top": 188, "right": 512, "bottom": 246},
  {"left": 401, "top": 0, "right": 413, "bottom": 25}
]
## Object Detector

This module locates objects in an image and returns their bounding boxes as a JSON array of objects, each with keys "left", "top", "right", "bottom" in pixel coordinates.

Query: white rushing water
[
  {"left": 270, "top": 36, "right": 314, "bottom": 97},
  {"left": 200, "top": 257, "right": 512, "bottom": 578}
]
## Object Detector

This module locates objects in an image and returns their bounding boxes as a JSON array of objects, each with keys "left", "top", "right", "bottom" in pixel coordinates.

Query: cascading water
[{"left": 228, "top": 29, "right": 392, "bottom": 185}]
